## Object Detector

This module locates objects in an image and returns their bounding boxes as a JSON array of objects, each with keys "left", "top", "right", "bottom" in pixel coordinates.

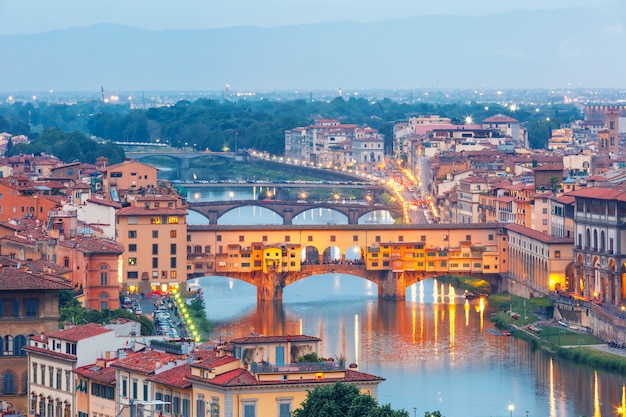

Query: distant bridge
[
  {"left": 187, "top": 200, "right": 405, "bottom": 224},
  {"left": 124, "top": 151, "right": 241, "bottom": 180}
]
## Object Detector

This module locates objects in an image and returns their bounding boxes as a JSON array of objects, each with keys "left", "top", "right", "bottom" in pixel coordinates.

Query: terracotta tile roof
[
  {"left": 505, "top": 224, "right": 574, "bottom": 244},
  {"left": 101, "top": 159, "right": 156, "bottom": 172},
  {"left": 0, "top": 268, "right": 72, "bottom": 291},
  {"left": 87, "top": 198, "right": 122, "bottom": 208},
  {"left": 46, "top": 323, "right": 113, "bottom": 342},
  {"left": 192, "top": 353, "right": 239, "bottom": 371},
  {"left": 188, "top": 368, "right": 383, "bottom": 388},
  {"left": 111, "top": 350, "right": 184, "bottom": 375},
  {"left": 230, "top": 335, "right": 321, "bottom": 344},
  {"left": 59, "top": 236, "right": 124, "bottom": 254},
  {"left": 148, "top": 363, "right": 191, "bottom": 388},
  {"left": 566, "top": 186, "right": 626, "bottom": 201},
  {"left": 482, "top": 114, "right": 519, "bottom": 124},
  {"left": 23, "top": 344, "right": 77, "bottom": 360},
  {"left": 74, "top": 363, "right": 117, "bottom": 384}
]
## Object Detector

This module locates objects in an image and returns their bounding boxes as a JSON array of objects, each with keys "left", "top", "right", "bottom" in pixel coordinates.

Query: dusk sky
[{"left": 0, "top": 0, "right": 611, "bottom": 34}]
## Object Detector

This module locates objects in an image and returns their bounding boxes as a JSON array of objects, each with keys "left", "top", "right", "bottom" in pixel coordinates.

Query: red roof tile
[
  {"left": 505, "top": 224, "right": 574, "bottom": 244},
  {"left": 148, "top": 363, "right": 191, "bottom": 388},
  {"left": 74, "top": 363, "right": 117, "bottom": 384},
  {"left": 482, "top": 114, "right": 519, "bottom": 124},
  {"left": 0, "top": 268, "right": 72, "bottom": 291},
  {"left": 46, "top": 323, "right": 113, "bottom": 342},
  {"left": 111, "top": 350, "right": 184, "bottom": 375}
]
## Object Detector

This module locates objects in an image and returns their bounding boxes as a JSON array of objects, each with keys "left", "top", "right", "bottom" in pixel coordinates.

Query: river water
[{"left": 185, "top": 187, "right": 626, "bottom": 417}]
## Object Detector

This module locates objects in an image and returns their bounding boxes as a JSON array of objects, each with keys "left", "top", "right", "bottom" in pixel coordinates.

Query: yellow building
[
  {"left": 187, "top": 335, "right": 384, "bottom": 417},
  {"left": 116, "top": 194, "right": 187, "bottom": 295},
  {"left": 74, "top": 359, "right": 117, "bottom": 417},
  {"left": 187, "top": 224, "right": 508, "bottom": 279}
]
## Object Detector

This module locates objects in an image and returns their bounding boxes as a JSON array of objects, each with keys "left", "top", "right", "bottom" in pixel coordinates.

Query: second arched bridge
[{"left": 187, "top": 200, "right": 405, "bottom": 224}]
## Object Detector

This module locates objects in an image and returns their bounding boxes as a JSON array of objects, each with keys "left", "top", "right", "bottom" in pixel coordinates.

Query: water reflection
[{"left": 194, "top": 274, "right": 626, "bottom": 416}]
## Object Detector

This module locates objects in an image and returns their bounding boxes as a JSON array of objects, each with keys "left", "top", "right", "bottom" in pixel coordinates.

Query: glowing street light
[{"left": 508, "top": 404, "right": 515, "bottom": 417}]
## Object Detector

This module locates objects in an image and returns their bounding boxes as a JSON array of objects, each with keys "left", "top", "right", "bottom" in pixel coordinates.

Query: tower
[
  {"left": 607, "top": 107, "right": 620, "bottom": 154},
  {"left": 598, "top": 107, "right": 620, "bottom": 156}
]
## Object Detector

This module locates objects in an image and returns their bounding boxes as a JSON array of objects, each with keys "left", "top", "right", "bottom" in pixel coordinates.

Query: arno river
[{"left": 185, "top": 186, "right": 626, "bottom": 417}]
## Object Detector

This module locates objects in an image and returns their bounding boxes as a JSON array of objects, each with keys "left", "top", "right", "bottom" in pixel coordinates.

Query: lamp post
[
  {"left": 413, "top": 407, "right": 416, "bottom": 417},
  {"left": 508, "top": 404, "right": 515, "bottom": 417}
]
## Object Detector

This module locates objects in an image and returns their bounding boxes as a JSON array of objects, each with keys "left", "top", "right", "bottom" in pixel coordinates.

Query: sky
[{"left": 0, "top": 0, "right": 612, "bottom": 34}]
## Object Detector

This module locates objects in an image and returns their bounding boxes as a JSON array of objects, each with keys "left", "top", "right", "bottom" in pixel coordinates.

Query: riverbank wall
[{"left": 499, "top": 273, "right": 626, "bottom": 342}]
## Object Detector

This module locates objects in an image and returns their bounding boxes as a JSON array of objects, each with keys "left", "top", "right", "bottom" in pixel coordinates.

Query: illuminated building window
[
  {"left": 168, "top": 216, "right": 179, "bottom": 224},
  {"left": 150, "top": 217, "right": 161, "bottom": 224},
  {"left": 170, "top": 230, "right": 177, "bottom": 238},
  {"left": 128, "top": 258, "right": 137, "bottom": 265},
  {"left": 555, "top": 250, "right": 561, "bottom": 258}
]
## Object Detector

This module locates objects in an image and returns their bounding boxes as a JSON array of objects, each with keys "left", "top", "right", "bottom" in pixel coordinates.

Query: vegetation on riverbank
[
  {"left": 437, "top": 275, "right": 491, "bottom": 294},
  {"left": 487, "top": 291, "right": 626, "bottom": 375}
]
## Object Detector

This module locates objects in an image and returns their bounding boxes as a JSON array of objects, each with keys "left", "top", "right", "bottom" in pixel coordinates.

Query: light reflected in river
[{"left": 194, "top": 274, "right": 626, "bottom": 417}]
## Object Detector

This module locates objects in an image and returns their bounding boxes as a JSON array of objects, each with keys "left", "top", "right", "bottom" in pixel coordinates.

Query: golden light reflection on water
[
  {"left": 549, "top": 358, "right": 556, "bottom": 417},
  {"left": 594, "top": 371, "right": 600, "bottom": 417},
  {"left": 204, "top": 276, "right": 626, "bottom": 416},
  {"left": 479, "top": 297, "right": 485, "bottom": 330},
  {"left": 464, "top": 299, "right": 470, "bottom": 327},
  {"left": 448, "top": 301, "right": 455, "bottom": 352},
  {"left": 354, "top": 314, "right": 359, "bottom": 366}
]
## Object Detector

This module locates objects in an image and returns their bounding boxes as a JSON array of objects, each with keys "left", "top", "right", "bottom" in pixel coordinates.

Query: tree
[{"left": 292, "top": 382, "right": 408, "bottom": 417}]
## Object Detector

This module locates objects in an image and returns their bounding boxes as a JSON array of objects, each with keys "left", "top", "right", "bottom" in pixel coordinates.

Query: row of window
[
  {"left": 0, "top": 334, "right": 28, "bottom": 356},
  {"left": 208, "top": 234, "right": 486, "bottom": 244},
  {"left": 32, "top": 363, "right": 72, "bottom": 392},
  {"left": 128, "top": 229, "right": 179, "bottom": 239},
  {"left": 0, "top": 299, "right": 39, "bottom": 318},
  {"left": 127, "top": 271, "right": 178, "bottom": 279}
]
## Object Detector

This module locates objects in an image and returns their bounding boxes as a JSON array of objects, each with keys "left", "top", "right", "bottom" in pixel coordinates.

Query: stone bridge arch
[
  {"left": 196, "top": 268, "right": 450, "bottom": 302},
  {"left": 187, "top": 200, "right": 405, "bottom": 225}
]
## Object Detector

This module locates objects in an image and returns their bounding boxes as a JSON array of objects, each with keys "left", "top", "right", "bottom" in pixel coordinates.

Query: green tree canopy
[{"left": 292, "top": 382, "right": 409, "bottom": 417}]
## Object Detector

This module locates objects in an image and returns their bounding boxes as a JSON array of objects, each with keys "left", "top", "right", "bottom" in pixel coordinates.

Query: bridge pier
[
  {"left": 348, "top": 209, "right": 359, "bottom": 224},
  {"left": 208, "top": 209, "right": 219, "bottom": 224},
  {"left": 178, "top": 158, "right": 191, "bottom": 181},
  {"left": 283, "top": 209, "right": 293, "bottom": 225},
  {"left": 256, "top": 270, "right": 285, "bottom": 302},
  {"left": 378, "top": 270, "right": 407, "bottom": 300}
]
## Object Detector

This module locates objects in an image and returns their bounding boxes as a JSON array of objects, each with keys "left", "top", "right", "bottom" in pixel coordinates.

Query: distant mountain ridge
[{"left": 1, "top": 4, "right": 625, "bottom": 92}]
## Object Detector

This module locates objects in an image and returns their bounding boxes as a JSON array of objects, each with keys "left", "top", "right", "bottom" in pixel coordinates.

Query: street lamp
[
  {"left": 508, "top": 404, "right": 515, "bottom": 417},
  {"left": 229, "top": 191, "right": 234, "bottom": 201},
  {"left": 413, "top": 407, "right": 416, "bottom": 417}
]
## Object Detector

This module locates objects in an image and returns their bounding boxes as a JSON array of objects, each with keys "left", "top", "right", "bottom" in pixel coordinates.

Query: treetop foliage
[
  {"left": 0, "top": 98, "right": 580, "bottom": 159},
  {"left": 292, "top": 382, "right": 409, "bottom": 417}
]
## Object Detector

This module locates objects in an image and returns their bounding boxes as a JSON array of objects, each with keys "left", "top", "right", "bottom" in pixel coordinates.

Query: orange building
[
  {"left": 0, "top": 267, "right": 71, "bottom": 414},
  {"left": 57, "top": 236, "right": 124, "bottom": 311},
  {"left": 116, "top": 194, "right": 187, "bottom": 295},
  {"left": 101, "top": 160, "right": 158, "bottom": 198},
  {"left": 0, "top": 180, "right": 60, "bottom": 222}
]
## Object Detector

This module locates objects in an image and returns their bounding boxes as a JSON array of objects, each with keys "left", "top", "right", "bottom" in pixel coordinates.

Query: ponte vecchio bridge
[
  {"left": 187, "top": 200, "right": 405, "bottom": 224},
  {"left": 186, "top": 223, "right": 508, "bottom": 301}
]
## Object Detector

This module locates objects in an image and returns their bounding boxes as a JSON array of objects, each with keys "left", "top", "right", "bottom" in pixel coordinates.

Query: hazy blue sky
[{"left": 0, "top": 0, "right": 611, "bottom": 34}]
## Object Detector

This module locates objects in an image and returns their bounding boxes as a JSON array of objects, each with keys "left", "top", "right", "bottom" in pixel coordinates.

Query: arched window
[
  {"left": 601, "top": 231, "right": 606, "bottom": 252},
  {"left": 2, "top": 371, "right": 16, "bottom": 394},
  {"left": 100, "top": 293, "right": 109, "bottom": 311},
  {"left": 586, "top": 228, "right": 591, "bottom": 248},
  {"left": 4, "top": 335, "right": 14, "bottom": 355},
  {"left": 593, "top": 229, "right": 598, "bottom": 251},
  {"left": 100, "top": 264, "right": 109, "bottom": 286},
  {"left": 14, "top": 334, "right": 27, "bottom": 356}
]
